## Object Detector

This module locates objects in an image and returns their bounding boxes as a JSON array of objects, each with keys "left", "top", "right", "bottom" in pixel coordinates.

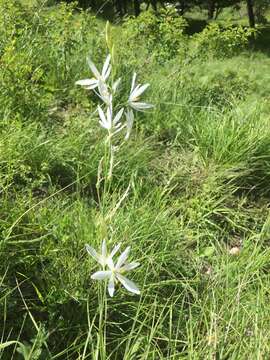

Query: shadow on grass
[{"left": 253, "top": 25, "right": 270, "bottom": 55}]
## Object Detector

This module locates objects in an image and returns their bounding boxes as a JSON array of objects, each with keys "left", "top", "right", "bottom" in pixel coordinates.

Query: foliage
[
  {"left": 0, "top": 0, "right": 101, "bottom": 120},
  {"left": 255, "top": 0, "right": 270, "bottom": 24},
  {"left": 191, "top": 22, "right": 257, "bottom": 59},
  {"left": 122, "top": 8, "right": 188, "bottom": 63},
  {"left": 1, "top": 1, "right": 270, "bottom": 359}
]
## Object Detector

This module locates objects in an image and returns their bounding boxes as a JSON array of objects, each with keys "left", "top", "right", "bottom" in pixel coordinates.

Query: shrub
[
  {"left": 191, "top": 23, "right": 256, "bottom": 59},
  {"left": 122, "top": 8, "right": 188, "bottom": 63},
  {"left": 0, "top": 0, "right": 101, "bottom": 120},
  {"left": 185, "top": 70, "right": 250, "bottom": 109}
]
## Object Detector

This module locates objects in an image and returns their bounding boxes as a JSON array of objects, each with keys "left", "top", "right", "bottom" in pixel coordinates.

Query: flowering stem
[
  {"left": 105, "top": 133, "right": 114, "bottom": 181},
  {"left": 97, "top": 277, "right": 108, "bottom": 359},
  {"left": 108, "top": 141, "right": 114, "bottom": 182},
  {"left": 97, "top": 133, "right": 114, "bottom": 214}
]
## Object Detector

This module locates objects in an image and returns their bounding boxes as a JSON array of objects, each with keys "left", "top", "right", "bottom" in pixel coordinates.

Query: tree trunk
[
  {"left": 246, "top": 0, "right": 255, "bottom": 28},
  {"left": 150, "top": 0, "right": 157, "bottom": 11},
  {"left": 215, "top": 6, "right": 222, "bottom": 20},
  {"left": 134, "top": 0, "right": 140, "bottom": 16},
  {"left": 208, "top": 0, "right": 215, "bottom": 20},
  {"left": 123, "top": 0, "right": 127, "bottom": 14}
]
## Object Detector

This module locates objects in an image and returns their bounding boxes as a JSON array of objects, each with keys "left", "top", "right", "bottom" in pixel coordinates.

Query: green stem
[
  {"left": 97, "top": 281, "right": 108, "bottom": 360},
  {"left": 100, "top": 132, "right": 114, "bottom": 210}
]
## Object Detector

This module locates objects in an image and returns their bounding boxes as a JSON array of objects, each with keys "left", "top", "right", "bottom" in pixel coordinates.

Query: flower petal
[
  {"left": 87, "top": 57, "right": 100, "bottom": 79},
  {"left": 131, "top": 83, "right": 150, "bottom": 100},
  {"left": 116, "top": 246, "right": 130, "bottom": 269},
  {"left": 102, "top": 54, "right": 111, "bottom": 79},
  {"left": 125, "top": 109, "right": 134, "bottom": 140},
  {"left": 116, "top": 274, "right": 140, "bottom": 295},
  {"left": 129, "top": 84, "right": 140, "bottom": 99},
  {"left": 85, "top": 82, "right": 98, "bottom": 90},
  {"left": 103, "top": 65, "right": 111, "bottom": 81},
  {"left": 91, "top": 271, "right": 112, "bottom": 280},
  {"left": 115, "top": 122, "right": 123, "bottom": 129},
  {"left": 97, "top": 106, "right": 107, "bottom": 127},
  {"left": 107, "top": 257, "right": 114, "bottom": 270},
  {"left": 101, "top": 239, "right": 107, "bottom": 259},
  {"left": 113, "top": 108, "right": 124, "bottom": 125},
  {"left": 111, "top": 243, "right": 121, "bottom": 258},
  {"left": 112, "top": 124, "right": 125, "bottom": 136},
  {"left": 106, "top": 106, "right": 112, "bottom": 129},
  {"left": 75, "top": 78, "right": 97, "bottom": 87},
  {"left": 99, "top": 120, "right": 109, "bottom": 130},
  {"left": 108, "top": 275, "right": 115, "bottom": 297},
  {"left": 85, "top": 244, "right": 100, "bottom": 263},
  {"left": 130, "top": 102, "right": 153, "bottom": 111},
  {"left": 98, "top": 80, "right": 111, "bottom": 105},
  {"left": 131, "top": 72, "right": 137, "bottom": 94},
  {"left": 120, "top": 262, "right": 140, "bottom": 272}
]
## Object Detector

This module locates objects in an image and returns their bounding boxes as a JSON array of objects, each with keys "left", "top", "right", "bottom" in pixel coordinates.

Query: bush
[
  {"left": 0, "top": 0, "right": 100, "bottom": 120},
  {"left": 122, "top": 8, "right": 188, "bottom": 63},
  {"left": 191, "top": 23, "right": 256, "bottom": 59},
  {"left": 185, "top": 70, "right": 250, "bottom": 109}
]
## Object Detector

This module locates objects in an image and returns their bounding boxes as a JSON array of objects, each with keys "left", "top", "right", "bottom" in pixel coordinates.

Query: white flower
[
  {"left": 97, "top": 80, "right": 112, "bottom": 106},
  {"left": 128, "top": 73, "right": 153, "bottom": 112},
  {"left": 97, "top": 105, "right": 124, "bottom": 132},
  {"left": 125, "top": 109, "right": 134, "bottom": 140},
  {"left": 91, "top": 246, "right": 140, "bottom": 297},
  {"left": 86, "top": 239, "right": 120, "bottom": 268},
  {"left": 75, "top": 54, "right": 111, "bottom": 90}
]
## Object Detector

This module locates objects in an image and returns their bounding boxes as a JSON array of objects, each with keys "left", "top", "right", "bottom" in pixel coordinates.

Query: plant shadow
[
  {"left": 185, "top": 18, "right": 208, "bottom": 35},
  {"left": 253, "top": 25, "right": 270, "bottom": 56}
]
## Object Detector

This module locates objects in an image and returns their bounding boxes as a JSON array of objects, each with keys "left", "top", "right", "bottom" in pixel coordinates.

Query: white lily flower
[
  {"left": 97, "top": 80, "right": 112, "bottom": 106},
  {"left": 75, "top": 54, "right": 111, "bottom": 90},
  {"left": 125, "top": 109, "right": 134, "bottom": 140},
  {"left": 91, "top": 246, "right": 140, "bottom": 297},
  {"left": 97, "top": 105, "right": 124, "bottom": 132},
  {"left": 86, "top": 239, "right": 120, "bottom": 268},
  {"left": 128, "top": 73, "right": 153, "bottom": 112}
]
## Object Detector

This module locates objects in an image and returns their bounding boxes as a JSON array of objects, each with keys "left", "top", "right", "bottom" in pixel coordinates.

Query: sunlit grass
[{"left": 1, "top": 1, "right": 270, "bottom": 359}]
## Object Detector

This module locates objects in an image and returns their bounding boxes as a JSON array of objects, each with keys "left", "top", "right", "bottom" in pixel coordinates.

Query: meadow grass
[{"left": 1, "top": 1, "right": 270, "bottom": 359}]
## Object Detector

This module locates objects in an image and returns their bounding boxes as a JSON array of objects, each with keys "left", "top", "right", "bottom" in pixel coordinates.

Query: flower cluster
[
  {"left": 78, "top": 54, "right": 147, "bottom": 297},
  {"left": 86, "top": 240, "right": 140, "bottom": 297},
  {"left": 76, "top": 54, "right": 153, "bottom": 140}
]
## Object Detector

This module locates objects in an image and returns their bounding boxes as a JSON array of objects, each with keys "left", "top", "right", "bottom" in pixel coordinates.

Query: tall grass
[{"left": 1, "top": 1, "right": 270, "bottom": 359}]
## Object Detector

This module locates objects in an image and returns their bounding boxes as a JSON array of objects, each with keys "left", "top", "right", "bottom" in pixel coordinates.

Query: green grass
[{"left": 1, "top": 1, "right": 270, "bottom": 359}]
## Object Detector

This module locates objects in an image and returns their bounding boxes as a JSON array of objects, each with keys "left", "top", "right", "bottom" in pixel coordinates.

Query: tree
[
  {"left": 208, "top": 0, "right": 216, "bottom": 19},
  {"left": 254, "top": 0, "right": 269, "bottom": 24},
  {"left": 150, "top": 0, "right": 158, "bottom": 11},
  {"left": 114, "top": 0, "right": 128, "bottom": 17},
  {"left": 246, "top": 0, "right": 255, "bottom": 27},
  {"left": 198, "top": 0, "right": 241, "bottom": 20},
  {"left": 134, "top": 0, "right": 140, "bottom": 16}
]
